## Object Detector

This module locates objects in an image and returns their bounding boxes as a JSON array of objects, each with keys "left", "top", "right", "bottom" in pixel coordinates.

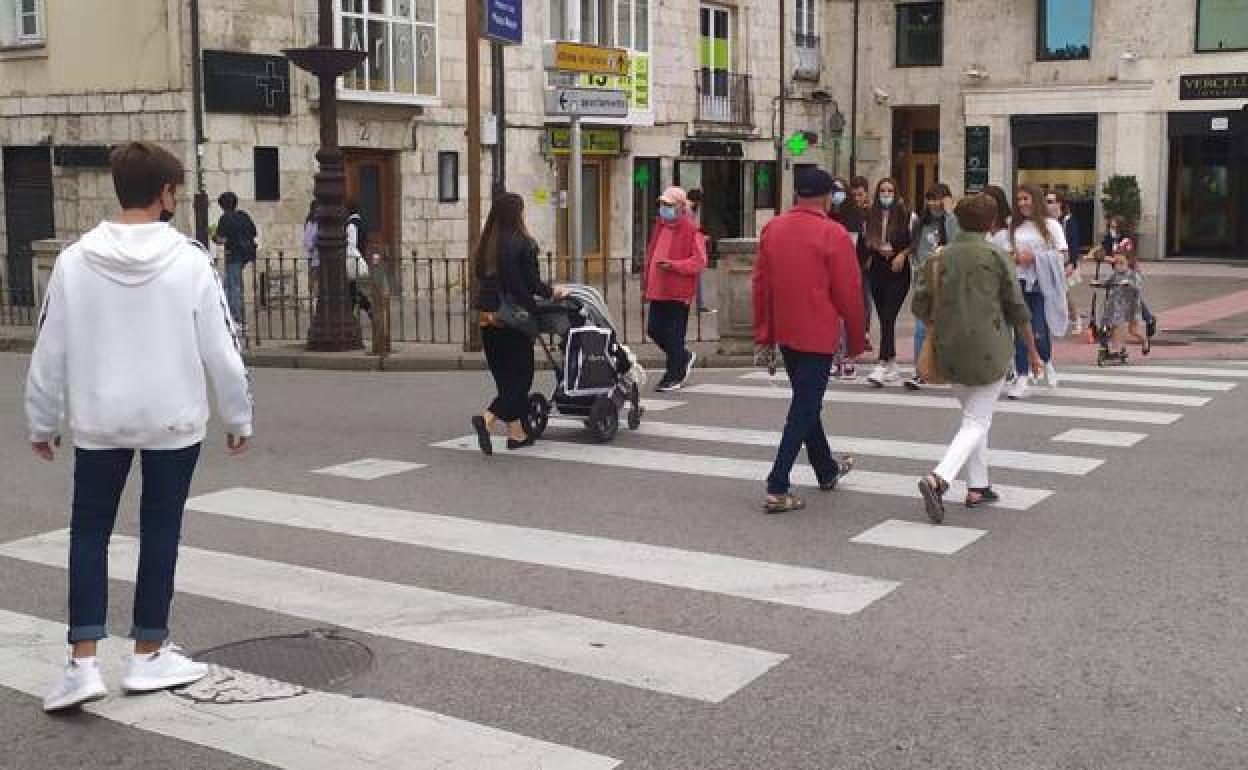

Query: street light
[{"left": 284, "top": 0, "right": 368, "bottom": 352}]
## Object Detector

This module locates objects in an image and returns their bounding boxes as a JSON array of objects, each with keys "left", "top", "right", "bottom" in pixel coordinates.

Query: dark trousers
[
  {"left": 68, "top": 444, "right": 201, "bottom": 644},
  {"left": 646, "top": 301, "right": 691, "bottom": 383},
  {"left": 482, "top": 326, "right": 535, "bottom": 422},
  {"left": 1013, "top": 286, "right": 1052, "bottom": 374},
  {"left": 861, "top": 268, "right": 874, "bottom": 337},
  {"left": 767, "top": 348, "right": 837, "bottom": 496},
  {"left": 350, "top": 280, "right": 372, "bottom": 317},
  {"left": 869, "top": 259, "right": 911, "bottom": 362}
]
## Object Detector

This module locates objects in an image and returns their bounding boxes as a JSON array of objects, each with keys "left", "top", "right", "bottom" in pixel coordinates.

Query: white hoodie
[{"left": 25, "top": 221, "right": 253, "bottom": 450}]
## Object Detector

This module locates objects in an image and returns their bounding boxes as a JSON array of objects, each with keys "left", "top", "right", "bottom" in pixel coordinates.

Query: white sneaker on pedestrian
[
  {"left": 682, "top": 351, "right": 697, "bottom": 384},
  {"left": 1006, "top": 376, "right": 1031, "bottom": 400},
  {"left": 121, "top": 644, "right": 209, "bottom": 693},
  {"left": 840, "top": 362, "right": 857, "bottom": 381},
  {"left": 865, "top": 365, "right": 887, "bottom": 387},
  {"left": 883, "top": 361, "right": 902, "bottom": 383},
  {"left": 1043, "top": 361, "right": 1060, "bottom": 388},
  {"left": 44, "top": 657, "right": 108, "bottom": 712}
]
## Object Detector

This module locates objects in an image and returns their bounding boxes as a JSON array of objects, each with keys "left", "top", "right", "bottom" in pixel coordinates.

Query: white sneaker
[
  {"left": 1044, "top": 362, "right": 1060, "bottom": 388},
  {"left": 866, "top": 365, "right": 887, "bottom": 387},
  {"left": 121, "top": 644, "right": 209, "bottom": 693},
  {"left": 883, "top": 362, "right": 902, "bottom": 383},
  {"left": 1006, "top": 376, "right": 1031, "bottom": 400},
  {"left": 44, "top": 657, "right": 108, "bottom": 712},
  {"left": 682, "top": 351, "right": 697, "bottom": 384}
]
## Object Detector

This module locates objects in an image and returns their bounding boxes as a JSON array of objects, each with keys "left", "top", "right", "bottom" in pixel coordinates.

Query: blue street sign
[{"left": 483, "top": 0, "right": 523, "bottom": 46}]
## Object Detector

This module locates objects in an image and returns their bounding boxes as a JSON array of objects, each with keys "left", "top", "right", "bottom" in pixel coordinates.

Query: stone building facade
[
  {"left": 0, "top": 0, "right": 838, "bottom": 304},
  {"left": 836, "top": 0, "right": 1248, "bottom": 259}
]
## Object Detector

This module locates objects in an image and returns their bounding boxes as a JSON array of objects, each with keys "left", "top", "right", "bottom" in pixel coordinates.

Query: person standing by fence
[
  {"left": 26, "top": 141, "right": 253, "bottom": 711},
  {"left": 212, "top": 191, "right": 257, "bottom": 326},
  {"left": 753, "top": 168, "right": 863, "bottom": 514},
  {"left": 470, "top": 193, "right": 568, "bottom": 455},
  {"left": 644, "top": 186, "right": 707, "bottom": 393}
]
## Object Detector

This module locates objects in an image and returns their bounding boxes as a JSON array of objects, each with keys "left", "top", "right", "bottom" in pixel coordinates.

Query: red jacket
[
  {"left": 643, "top": 215, "right": 707, "bottom": 304},
  {"left": 753, "top": 205, "right": 865, "bottom": 356}
]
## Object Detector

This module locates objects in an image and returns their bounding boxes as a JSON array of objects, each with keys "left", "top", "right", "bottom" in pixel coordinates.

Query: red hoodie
[
  {"left": 753, "top": 205, "right": 865, "bottom": 356},
  {"left": 643, "top": 214, "right": 707, "bottom": 304}
]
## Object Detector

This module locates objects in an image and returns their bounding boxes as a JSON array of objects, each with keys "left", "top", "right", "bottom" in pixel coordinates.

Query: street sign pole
[{"left": 570, "top": 114, "right": 583, "bottom": 284}]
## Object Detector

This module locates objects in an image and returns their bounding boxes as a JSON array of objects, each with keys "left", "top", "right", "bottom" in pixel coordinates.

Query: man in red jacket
[
  {"left": 644, "top": 186, "right": 708, "bottom": 391},
  {"left": 753, "top": 168, "right": 866, "bottom": 513}
]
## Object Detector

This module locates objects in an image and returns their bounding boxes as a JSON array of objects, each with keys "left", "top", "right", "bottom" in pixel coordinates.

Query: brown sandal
[
  {"left": 763, "top": 494, "right": 806, "bottom": 514},
  {"left": 964, "top": 487, "right": 1001, "bottom": 508},
  {"left": 918, "top": 473, "right": 949, "bottom": 524},
  {"left": 818, "top": 456, "right": 856, "bottom": 491}
]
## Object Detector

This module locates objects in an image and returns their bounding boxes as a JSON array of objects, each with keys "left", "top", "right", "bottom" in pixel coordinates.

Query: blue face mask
[
  {"left": 878, "top": 195, "right": 895, "bottom": 209},
  {"left": 659, "top": 205, "right": 679, "bottom": 222},
  {"left": 831, "top": 191, "right": 847, "bottom": 206}
]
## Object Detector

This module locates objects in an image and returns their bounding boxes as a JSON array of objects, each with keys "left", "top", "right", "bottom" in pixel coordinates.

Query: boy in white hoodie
[{"left": 25, "top": 142, "right": 254, "bottom": 712}]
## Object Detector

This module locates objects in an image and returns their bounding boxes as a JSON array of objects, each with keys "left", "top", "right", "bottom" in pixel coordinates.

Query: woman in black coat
[{"left": 470, "top": 193, "right": 568, "bottom": 454}]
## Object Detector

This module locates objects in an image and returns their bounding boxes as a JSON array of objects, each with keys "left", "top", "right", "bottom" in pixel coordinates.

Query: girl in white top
[{"left": 1005, "top": 184, "right": 1069, "bottom": 399}]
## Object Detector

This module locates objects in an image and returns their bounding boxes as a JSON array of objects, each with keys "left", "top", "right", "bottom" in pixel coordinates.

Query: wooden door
[
  {"left": 344, "top": 150, "right": 399, "bottom": 277},
  {"left": 556, "top": 156, "right": 612, "bottom": 280}
]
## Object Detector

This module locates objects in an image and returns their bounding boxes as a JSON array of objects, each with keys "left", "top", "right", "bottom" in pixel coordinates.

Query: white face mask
[{"left": 831, "top": 190, "right": 847, "bottom": 206}]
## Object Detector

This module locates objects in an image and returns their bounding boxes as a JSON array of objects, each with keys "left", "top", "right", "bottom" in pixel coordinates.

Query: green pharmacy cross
[
  {"left": 633, "top": 164, "right": 652, "bottom": 189},
  {"left": 785, "top": 132, "right": 810, "bottom": 157},
  {"left": 755, "top": 164, "right": 772, "bottom": 190}
]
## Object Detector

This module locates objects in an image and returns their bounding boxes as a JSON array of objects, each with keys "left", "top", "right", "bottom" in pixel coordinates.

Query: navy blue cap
[{"left": 794, "top": 167, "right": 835, "bottom": 198}]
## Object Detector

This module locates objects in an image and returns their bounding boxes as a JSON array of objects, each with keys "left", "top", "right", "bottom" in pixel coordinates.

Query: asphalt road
[{"left": 2, "top": 354, "right": 1247, "bottom": 769}]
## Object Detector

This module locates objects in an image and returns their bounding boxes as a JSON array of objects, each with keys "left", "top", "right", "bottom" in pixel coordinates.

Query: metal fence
[
  {"left": 1, "top": 280, "right": 36, "bottom": 327},
  {"left": 227, "top": 252, "right": 720, "bottom": 349}
]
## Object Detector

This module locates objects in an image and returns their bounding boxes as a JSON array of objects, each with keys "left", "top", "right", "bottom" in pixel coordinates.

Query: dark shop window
[
  {"left": 438, "top": 151, "right": 459, "bottom": 203},
  {"left": 1196, "top": 0, "right": 1248, "bottom": 52},
  {"left": 253, "top": 147, "right": 280, "bottom": 201},
  {"left": 896, "top": 2, "right": 943, "bottom": 67},
  {"left": 1037, "top": 0, "right": 1092, "bottom": 61}
]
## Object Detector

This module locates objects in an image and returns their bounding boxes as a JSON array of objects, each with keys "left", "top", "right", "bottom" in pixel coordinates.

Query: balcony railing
[
  {"left": 793, "top": 33, "right": 821, "bottom": 80},
  {"left": 696, "top": 71, "right": 753, "bottom": 126}
]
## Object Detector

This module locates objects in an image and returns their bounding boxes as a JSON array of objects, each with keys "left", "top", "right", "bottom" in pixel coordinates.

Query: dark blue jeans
[
  {"left": 646, "top": 300, "right": 691, "bottom": 383},
  {"left": 68, "top": 444, "right": 201, "bottom": 644},
  {"left": 767, "top": 348, "right": 837, "bottom": 496},
  {"left": 1014, "top": 286, "right": 1052, "bottom": 375}
]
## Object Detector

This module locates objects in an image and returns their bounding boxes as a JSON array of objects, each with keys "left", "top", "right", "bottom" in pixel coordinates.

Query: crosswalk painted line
[
  {"left": 188, "top": 488, "right": 899, "bottom": 615},
  {"left": 737, "top": 371, "right": 1212, "bottom": 406},
  {"left": 1118, "top": 365, "right": 1248, "bottom": 379},
  {"left": 312, "top": 458, "right": 427, "bottom": 480},
  {"left": 850, "top": 520, "right": 987, "bottom": 555},
  {"left": 742, "top": 370, "right": 1237, "bottom": 392},
  {"left": 0, "top": 610, "right": 620, "bottom": 770},
  {"left": 546, "top": 418, "right": 1102, "bottom": 476},
  {"left": 640, "top": 399, "right": 685, "bottom": 412},
  {"left": 1051, "top": 429, "right": 1148, "bottom": 447},
  {"left": 684, "top": 383, "right": 1182, "bottom": 425},
  {"left": 0, "top": 531, "right": 784, "bottom": 703},
  {"left": 435, "top": 436, "right": 1053, "bottom": 511}
]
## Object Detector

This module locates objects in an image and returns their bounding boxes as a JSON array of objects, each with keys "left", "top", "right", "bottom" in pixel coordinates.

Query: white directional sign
[{"left": 544, "top": 87, "right": 630, "bottom": 118}]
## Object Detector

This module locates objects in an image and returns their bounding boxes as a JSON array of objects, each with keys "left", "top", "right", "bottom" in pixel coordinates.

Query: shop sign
[
  {"left": 579, "top": 52, "right": 650, "bottom": 111},
  {"left": 1180, "top": 72, "right": 1248, "bottom": 100},
  {"left": 964, "top": 125, "right": 990, "bottom": 193},
  {"left": 680, "top": 140, "right": 744, "bottom": 158},
  {"left": 546, "top": 127, "right": 622, "bottom": 156},
  {"left": 203, "top": 50, "right": 291, "bottom": 115}
]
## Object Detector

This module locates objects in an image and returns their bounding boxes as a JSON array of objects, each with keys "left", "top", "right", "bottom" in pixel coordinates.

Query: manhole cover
[{"left": 193, "top": 629, "right": 373, "bottom": 690}]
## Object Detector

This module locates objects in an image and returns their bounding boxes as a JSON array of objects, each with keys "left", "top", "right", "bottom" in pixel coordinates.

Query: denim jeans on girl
[
  {"left": 68, "top": 444, "right": 201, "bottom": 644},
  {"left": 1013, "top": 286, "right": 1052, "bottom": 375}
]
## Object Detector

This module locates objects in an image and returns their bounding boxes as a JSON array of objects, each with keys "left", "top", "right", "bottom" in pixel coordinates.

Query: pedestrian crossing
[{"left": 0, "top": 361, "right": 1237, "bottom": 767}]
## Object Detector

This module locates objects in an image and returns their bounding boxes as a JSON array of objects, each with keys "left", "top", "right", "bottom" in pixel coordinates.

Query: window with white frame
[
  {"left": 548, "top": 0, "right": 649, "bottom": 52},
  {"left": 338, "top": 0, "right": 438, "bottom": 101},
  {"left": 0, "top": 0, "right": 44, "bottom": 46}
]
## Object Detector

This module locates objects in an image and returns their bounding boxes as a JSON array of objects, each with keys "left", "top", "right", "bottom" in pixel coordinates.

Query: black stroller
[{"left": 526, "top": 285, "right": 645, "bottom": 443}]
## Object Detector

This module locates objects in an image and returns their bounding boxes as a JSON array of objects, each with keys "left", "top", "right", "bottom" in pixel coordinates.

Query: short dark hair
[
  {"left": 218, "top": 192, "right": 239, "bottom": 211},
  {"left": 110, "top": 142, "right": 185, "bottom": 210},
  {"left": 932, "top": 182, "right": 953, "bottom": 199},
  {"left": 955, "top": 194, "right": 997, "bottom": 233},
  {"left": 850, "top": 176, "right": 869, "bottom": 191}
]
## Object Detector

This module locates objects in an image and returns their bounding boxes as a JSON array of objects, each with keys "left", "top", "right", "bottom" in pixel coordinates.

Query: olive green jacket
[{"left": 911, "top": 232, "right": 1031, "bottom": 386}]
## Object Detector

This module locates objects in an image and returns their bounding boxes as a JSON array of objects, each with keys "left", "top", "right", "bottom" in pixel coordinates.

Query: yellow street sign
[{"left": 543, "top": 41, "right": 630, "bottom": 77}]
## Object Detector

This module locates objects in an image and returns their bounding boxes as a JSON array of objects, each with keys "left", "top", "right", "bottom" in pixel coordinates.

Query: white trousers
[{"left": 934, "top": 377, "right": 1006, "bottom": 489}]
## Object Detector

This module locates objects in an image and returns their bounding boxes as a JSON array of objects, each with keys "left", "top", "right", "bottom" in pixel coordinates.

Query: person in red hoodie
[
  {"left": 754, "top": 168, "right": 866, "bottom": 513},
  {"left": 644, "top": 186, "right": 708, "bottom": 391}
]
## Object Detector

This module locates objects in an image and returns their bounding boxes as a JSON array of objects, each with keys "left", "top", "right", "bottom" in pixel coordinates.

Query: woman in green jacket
[{"left": 911, "top": 193, "right": 1043, "bottom": 524}]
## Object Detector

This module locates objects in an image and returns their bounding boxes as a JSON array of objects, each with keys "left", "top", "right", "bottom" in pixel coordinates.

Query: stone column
[
  {"left": 31, "top": 239, "right": 69, "bottom": 316},
  {"left": 715, "top": 237, "right": 758, "bottom": 356}
]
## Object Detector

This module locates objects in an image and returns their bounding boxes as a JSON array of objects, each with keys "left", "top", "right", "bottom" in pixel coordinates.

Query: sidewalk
[{"left": 5, "top": 260, "right": 1248, "bottom": 369}]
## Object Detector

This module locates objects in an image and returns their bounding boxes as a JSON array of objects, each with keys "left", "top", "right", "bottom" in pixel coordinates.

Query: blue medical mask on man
[{"left": 659, "top": 204, "right": 679, "bottom": 222}]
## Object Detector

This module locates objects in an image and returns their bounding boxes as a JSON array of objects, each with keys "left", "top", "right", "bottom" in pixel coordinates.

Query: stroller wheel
[
  {"left": 588, "top": 396, "right": 619, "bottom": 443},
  {"left": 527, "top": 393, "right": 551, "bottom": 439},
  {"left": 627, "top": 383, "right": 642, "bottom": 430}
]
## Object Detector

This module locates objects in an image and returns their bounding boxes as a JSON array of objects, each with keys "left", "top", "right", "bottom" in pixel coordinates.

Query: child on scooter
[{"left": 1093, "top": 245, "right": 1150, "bottom": 357}]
